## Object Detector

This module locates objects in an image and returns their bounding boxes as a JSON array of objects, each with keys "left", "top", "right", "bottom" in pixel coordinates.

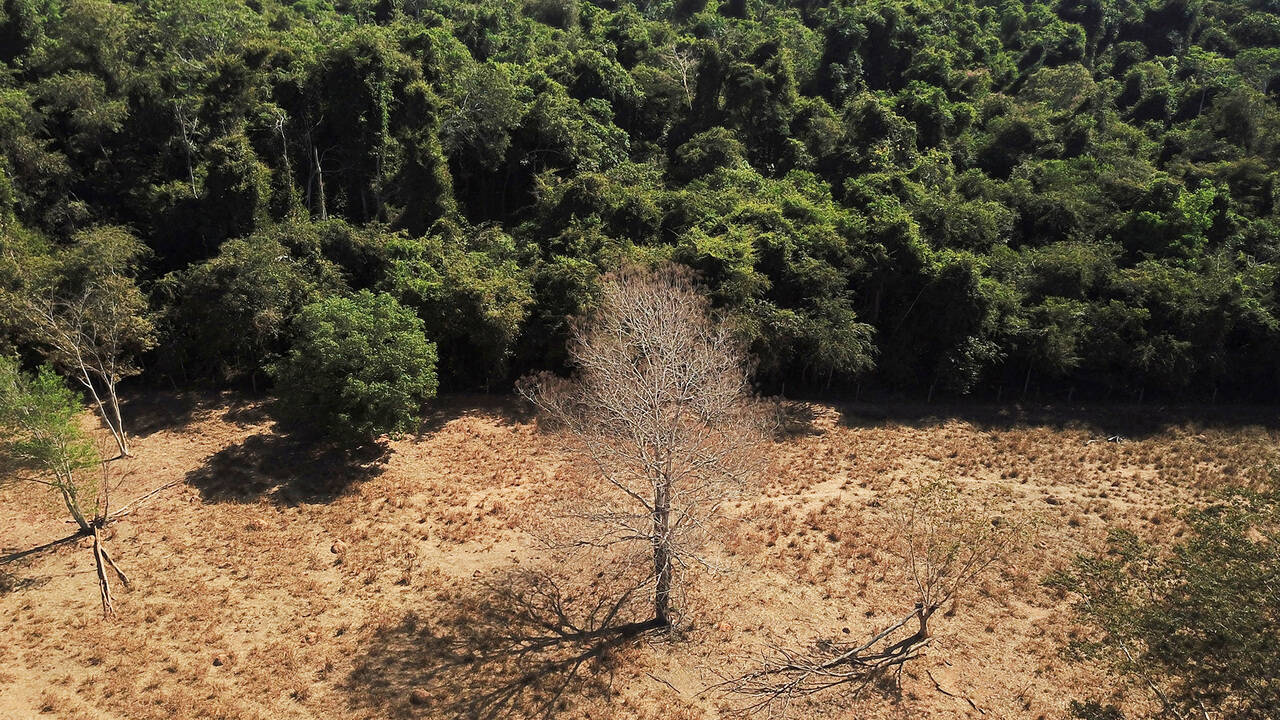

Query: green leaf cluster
[{"left": 0, "top": 355, "right": 99, "bottom": 528}]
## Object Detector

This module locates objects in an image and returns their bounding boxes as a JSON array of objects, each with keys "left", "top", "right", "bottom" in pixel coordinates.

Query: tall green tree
[{"left": 1052, "top": 485, "right": 1280, "bottom": 719}]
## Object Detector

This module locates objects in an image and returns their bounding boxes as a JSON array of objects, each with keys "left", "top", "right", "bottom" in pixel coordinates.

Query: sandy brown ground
[{"left": 1, "top": 391, "right": 1277, "bottom": 720}]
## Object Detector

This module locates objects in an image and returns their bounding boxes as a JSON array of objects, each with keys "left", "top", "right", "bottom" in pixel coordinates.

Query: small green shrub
[{"left": 269, "top": 291, "right": 437, "bottom": 444}]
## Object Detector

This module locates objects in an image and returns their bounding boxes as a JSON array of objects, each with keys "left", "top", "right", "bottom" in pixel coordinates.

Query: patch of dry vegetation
[{"left": 2, "top": 392, "right": 1276, "bottom": 719}]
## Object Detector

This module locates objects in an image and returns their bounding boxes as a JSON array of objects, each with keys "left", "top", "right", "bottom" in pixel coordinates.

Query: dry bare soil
[{"left": 2, "top": 392, "right": 1277, "bottom": 720}]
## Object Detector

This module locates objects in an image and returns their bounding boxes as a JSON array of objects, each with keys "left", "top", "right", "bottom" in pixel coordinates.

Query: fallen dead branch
[
  {"left": 107, "top": 479, "right": 181, "bottom": 520},
  {"left": 715, "top": 601, "right": 936, "bottom": 714},
  {"left": 92, "top": 526, "right": 114, "bottom": 615},
  {"left": 927, "top": 669, "right": 985, "bottom": 714}
]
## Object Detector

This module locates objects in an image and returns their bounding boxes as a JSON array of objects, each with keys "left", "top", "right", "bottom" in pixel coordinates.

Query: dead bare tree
[
  {"left": 519, "top": 263, "right": 768, "bottom": 628},
  {"left": 717, "top": 481, "right": 1030, "bottom": 716},
  {"left": 663, "top": 46, "right": 699, "bottom": 108}
]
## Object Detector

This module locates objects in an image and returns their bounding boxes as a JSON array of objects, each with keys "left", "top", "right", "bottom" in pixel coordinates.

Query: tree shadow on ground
[
  {"left": 414, "top": 393, "right": 536, "bottom": 436},
  {"left": 119, "top": 390, "right": 209, "bottom": 438},
  {"left": 219, "top": 397, "right": 272, "bottom": 427},
  {"left": 182, "top": 393, "right": 540, "bottom": 506},
  {"left": 834, "top": 401, "right": 1280, "bottom": 440},
  {"left": 344, "top": 567, "right": 657, "bottom": 719},
  {"left": 121, "top": 389, "right": 275, "bottom": 439},
  {"left": 184, "top": 431, "right": 389, "bottom": 505},
  {"left": 768, "top": 399, "right": 824, "bottom": 439},
  {"left": 0, "top": 566, "right": 50, "bottom": 594}
]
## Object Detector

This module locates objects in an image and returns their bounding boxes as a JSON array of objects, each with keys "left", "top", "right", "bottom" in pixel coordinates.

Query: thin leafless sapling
[
  {"left": 7, "top": 228, "right": 155, "bottom": 458},
  {"left": 718, "top": 480, "right": 1031, "bottom": 715}
]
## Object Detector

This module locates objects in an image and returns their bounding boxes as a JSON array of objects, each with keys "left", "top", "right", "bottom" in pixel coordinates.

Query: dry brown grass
[{"left": 1, "top": 392, "right": 1276, "bottom": 719}]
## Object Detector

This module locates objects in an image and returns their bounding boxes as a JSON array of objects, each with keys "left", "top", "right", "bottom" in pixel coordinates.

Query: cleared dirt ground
[{"left": 2, "top": 392, "right": 1277, "bottom": 720}]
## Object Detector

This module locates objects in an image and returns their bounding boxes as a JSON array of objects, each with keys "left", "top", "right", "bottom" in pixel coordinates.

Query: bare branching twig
[{"left": 716, "top": 481, "right": 1031, "bottom": 716}]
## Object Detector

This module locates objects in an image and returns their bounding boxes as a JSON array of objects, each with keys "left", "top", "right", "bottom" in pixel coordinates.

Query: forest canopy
[{"left": 1, "top": 0, "right": 1278, "bottom": 400}]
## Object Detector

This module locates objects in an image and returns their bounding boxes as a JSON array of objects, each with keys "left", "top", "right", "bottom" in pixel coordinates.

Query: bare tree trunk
[
  {"left": 79, "top": 369, "right": 119, "bottom": 449},
  {"left": 76, "top": 365, "right": 127, "bottom": 457},
  {"left": 105, "top": 381, "right": 129, "bottom": 457},
  {"left": 99, "top": 544, "right": 130, "bottom": 587},
  {"left": 653, "top": 478, "right": 673, "bottom": 626},
  {"left": 313, "top": 145, "right": 328, "bottom": 220},
  {"left": 177, "top": 108, "right": 199, "bottom": 199},
  {"left": 305, "top": 133, "right": 314, "bottom": 213},
  {"left": 276, "top": 115, "right": 295, "bottom": 207},
  {"left": 59, "top": 485, "right": 92, "bottom": 535}
]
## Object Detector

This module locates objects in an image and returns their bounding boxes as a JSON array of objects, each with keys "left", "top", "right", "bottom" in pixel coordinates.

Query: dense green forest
[{"left": 2, "top": 0, "right": 1279, "bottom": 401}]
